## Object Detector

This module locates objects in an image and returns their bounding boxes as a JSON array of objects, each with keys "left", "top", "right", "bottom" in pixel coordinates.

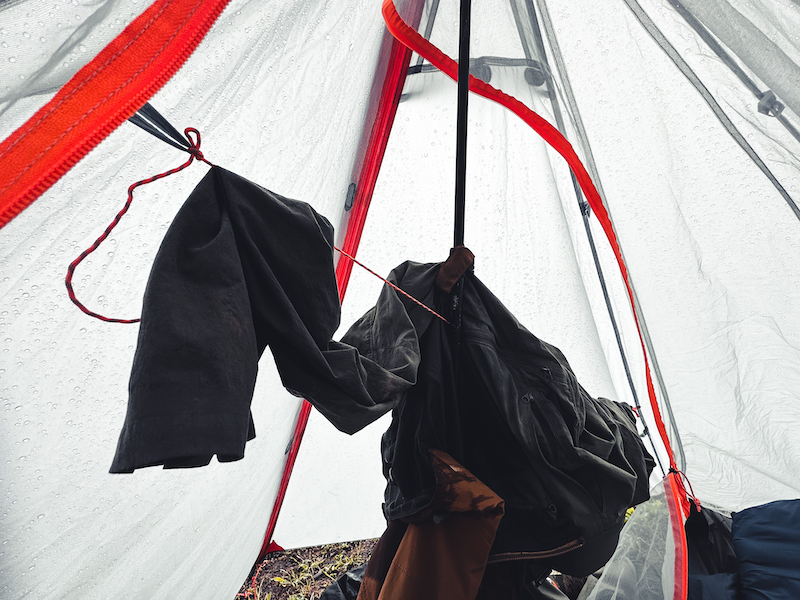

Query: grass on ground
[{"left": 236, "top": 538, "right": 377, "bottom": 600}]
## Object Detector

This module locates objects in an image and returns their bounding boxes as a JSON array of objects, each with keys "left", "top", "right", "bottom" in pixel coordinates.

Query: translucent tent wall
[
  {"left": 1, "top": 2, "right": 405, "bottom": 597},
  {"left": 1, "top": 0, "right": 799, "bottom": 599}
]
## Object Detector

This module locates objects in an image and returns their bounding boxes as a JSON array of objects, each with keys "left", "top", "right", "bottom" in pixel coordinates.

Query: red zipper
[
  {"left": 666, "top": 472, "right": 689, "bottom": 600},
  {"left": 0, "top": 0, "right": 231, "bottom": 228}
]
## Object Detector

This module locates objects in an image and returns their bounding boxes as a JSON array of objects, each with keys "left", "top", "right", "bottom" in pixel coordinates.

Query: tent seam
[
  {"left": 621, "top": 0, "right": 800, "bottom": 222},
  {"left": 0, "top": 0, "right": 231, "bottom": 227}
]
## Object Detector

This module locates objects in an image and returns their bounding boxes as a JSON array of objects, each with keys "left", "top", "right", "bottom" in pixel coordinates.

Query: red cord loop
[
  {"left": 185, "top": 127, "right": 210, "bottom": 164},
  {"left": 65, "top": 127, "right": 214, "bottom": 323},
  {"left": 65, "top": 128, "right": 443, "bottom": 328},
  {"left": 669, "top": 467, "right": 700, "bottom": 509}
]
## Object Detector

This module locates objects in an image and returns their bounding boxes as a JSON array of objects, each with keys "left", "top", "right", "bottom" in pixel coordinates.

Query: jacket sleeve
[{"left": 110, "top": 167, "right": 421, "bottom": 473}]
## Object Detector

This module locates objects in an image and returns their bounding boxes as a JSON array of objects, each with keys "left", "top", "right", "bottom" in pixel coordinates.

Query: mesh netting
[{"left": 579, "top": 482, "right": 676, "bottom": 600}]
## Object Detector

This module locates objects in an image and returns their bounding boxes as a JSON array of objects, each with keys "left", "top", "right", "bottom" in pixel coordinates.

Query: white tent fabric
[
  {"left": 1, "top": 2, "right": 394, "bottom": 597},
  {"left": 0, "top": 0, "right": 154, "bottom": 137},
  {"left": 1, "top": 0, "right": 799, "bottom": 599}
]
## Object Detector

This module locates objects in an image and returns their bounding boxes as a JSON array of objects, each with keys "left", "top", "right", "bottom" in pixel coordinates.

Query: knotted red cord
[
  {"left": 670, "top": 467, "right": 700, "bottom": 512},
  {"left": 65, "top": 128, "right": 448, "bottom": 327},
  {"left": 65, "top": 128, "right": 213, "bottom": 323}
]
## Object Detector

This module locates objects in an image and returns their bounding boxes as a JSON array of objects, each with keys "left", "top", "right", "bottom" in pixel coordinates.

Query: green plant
[{"left": 236, "top": 538, "right": 377, "bottom": 600}]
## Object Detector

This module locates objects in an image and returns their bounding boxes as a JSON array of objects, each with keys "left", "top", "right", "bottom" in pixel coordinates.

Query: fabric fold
[{"left": 111, "top": 167, "right": 421, "bottom": 473}]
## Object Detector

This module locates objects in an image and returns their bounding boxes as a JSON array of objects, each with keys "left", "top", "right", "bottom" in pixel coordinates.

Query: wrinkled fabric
[
  {"left": 110, "top": 170, "right": 652, "bottom": 579},
  {"left": 356, "top": 449, "right": 505, "bottom": 600},
  {"left": 343, "top": 263, "right": 655, "bottom": 575},
  {"left": 685, "top": 502, "right": 737, "bottom": 576},
  {"left": 732, "top": 499, "right": 800, "bottom": 600},
  {"left": 111, "top": 167, "right": 418, "bottom": 473}
]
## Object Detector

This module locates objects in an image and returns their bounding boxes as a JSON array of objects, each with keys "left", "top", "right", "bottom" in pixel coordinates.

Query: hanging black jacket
[
  {"left": 110, "top": 166, "right": 654, "bottom": 575},
  {"left": 341, "top": 261, "right": 655, "bottom": 575}
]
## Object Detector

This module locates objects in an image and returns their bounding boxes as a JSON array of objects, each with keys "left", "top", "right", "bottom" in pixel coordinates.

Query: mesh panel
[{"left": 580, "top": 482, "right": 675, "bottom": 600}]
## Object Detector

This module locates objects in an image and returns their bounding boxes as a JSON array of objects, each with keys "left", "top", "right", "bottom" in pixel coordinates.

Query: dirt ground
[
  {"left": 235, "top": 538, "right": 594, "bottom": 600},
  {"left": 235, "top": 539, "right": 378, "bottom": 600}
]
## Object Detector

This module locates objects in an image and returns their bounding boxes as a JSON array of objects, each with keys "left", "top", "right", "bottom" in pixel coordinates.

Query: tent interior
[{"left": 1, "top": 0, "right": 799, "bottom": 598}]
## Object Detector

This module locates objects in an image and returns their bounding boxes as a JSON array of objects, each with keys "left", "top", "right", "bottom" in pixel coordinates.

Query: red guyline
[
  {"left": 335, "top": 247, "right": 451, "bottom": 325},
  {"left": 65, "top": 129, "right": 213, "bottom": 323},
  {"left": 63, "top": 132, "right": 446, "bottom": 328}
]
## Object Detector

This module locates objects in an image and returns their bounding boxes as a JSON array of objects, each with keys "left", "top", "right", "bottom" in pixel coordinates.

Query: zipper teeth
[
  {"left": 486, "top": 538, "right": 585, "bottom": 564},
  {"left": 3, "top": 1, "right": 229, "bottom": 228}
]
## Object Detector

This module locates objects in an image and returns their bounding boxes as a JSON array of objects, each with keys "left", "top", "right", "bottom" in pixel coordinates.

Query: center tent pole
[
  {"left": 453, "top": 0, "right": 471, "bottom": 248},
  {"left": 449, "top": 0, "right": 472, "bottom": 375}
]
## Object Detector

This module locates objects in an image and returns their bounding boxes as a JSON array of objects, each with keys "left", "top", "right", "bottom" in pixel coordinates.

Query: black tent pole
[
  {"left": 449, "top": 0, "right": 472, "bottom": 390},
  {"left": 453, "top": 0, "right": 471, "bottom": 248}
]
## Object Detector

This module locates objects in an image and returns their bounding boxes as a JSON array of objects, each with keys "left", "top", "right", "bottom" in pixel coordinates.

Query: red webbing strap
[
  {"left": 381, "top": 0, "right": 682, "bottom": 478},
  {"left": 0, "top": 0, "right": 230, "bottom": 229},
  {"left": 665, "top": 473, "right": 689, "bottom": 600},
  {"left": 257, "top": 0, "right": 426, "bottom": 560}
]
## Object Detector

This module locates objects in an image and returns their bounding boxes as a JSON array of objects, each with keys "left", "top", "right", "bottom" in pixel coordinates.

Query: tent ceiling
[{"left": 1, "top": 0, "right": 799, "bottom": 598}]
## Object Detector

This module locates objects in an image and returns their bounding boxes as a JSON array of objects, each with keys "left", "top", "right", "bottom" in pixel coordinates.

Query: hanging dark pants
[{"left": 357, "top": 449, "right": 505, "bottom": 600}]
